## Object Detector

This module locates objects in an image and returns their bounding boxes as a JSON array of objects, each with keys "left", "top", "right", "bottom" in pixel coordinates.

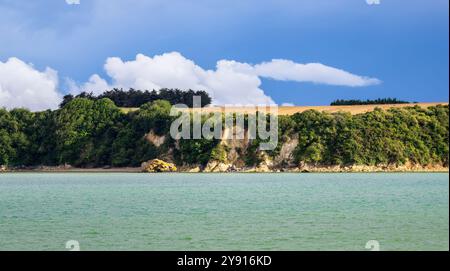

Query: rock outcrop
[
  {"left": 296, "top": 162, "right": 449, "bottom": 173},
  {"left": 203, "top": 161, "right": 232, "bottom": 172},
  {"left": 141, "top": 159, "right": 177, "bottom": 173},
  {"left": 187, "top": 166, "right": 201, "bottom": 173}
]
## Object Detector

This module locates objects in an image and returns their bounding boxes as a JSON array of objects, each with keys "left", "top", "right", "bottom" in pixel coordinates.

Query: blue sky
[{"left": 0, "top": 0, "right": 448, "bottom": 109}]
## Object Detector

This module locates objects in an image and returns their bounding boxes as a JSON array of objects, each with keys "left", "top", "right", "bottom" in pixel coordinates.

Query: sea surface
[{"left": 0, "top": 173, "right": 448, "bottom": 251}]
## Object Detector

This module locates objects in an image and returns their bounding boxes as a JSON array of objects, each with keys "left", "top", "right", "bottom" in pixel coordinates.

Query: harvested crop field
[{"left": 122, "top": 102, "right": 448, "bottom": 115}]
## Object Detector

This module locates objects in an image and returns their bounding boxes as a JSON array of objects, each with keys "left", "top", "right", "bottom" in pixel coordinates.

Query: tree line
[
  {"left": 1, "top": 98, "right": 448, "bottom": 168},
  {"left": 60, "top": 88, "right": 212, "bottom": 108},
  {"left": 330, "top": 98, "right": 411, "bottom": 106}
]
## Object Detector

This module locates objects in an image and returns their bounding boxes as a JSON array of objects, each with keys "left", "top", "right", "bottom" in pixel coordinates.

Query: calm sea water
[{"left": 0, "top": 173, "right": 448, "bottom": 251}]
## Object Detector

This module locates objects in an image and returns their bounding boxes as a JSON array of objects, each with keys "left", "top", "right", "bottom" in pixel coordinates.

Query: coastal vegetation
[{"left": 0, "top": 97, "right": 448, "bottom": 171}]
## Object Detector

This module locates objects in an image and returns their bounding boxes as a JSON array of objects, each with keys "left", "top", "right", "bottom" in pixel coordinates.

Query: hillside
[{"left": 1, "top": 99, "right": 448, "bottom": 172}]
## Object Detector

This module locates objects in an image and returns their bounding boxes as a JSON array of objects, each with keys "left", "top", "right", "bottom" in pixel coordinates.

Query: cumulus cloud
[
  {"left": 0, "top": 53, "right": 380, "bottom": 111},
  {"left": 67, "top": 74, "right": 109, "bottom": 96},
  {"left": 0, "top": 58, "right": 61, "bottom": 111},
  {"left": 71, "top": 52, "right": 380, "bottom": 105}
]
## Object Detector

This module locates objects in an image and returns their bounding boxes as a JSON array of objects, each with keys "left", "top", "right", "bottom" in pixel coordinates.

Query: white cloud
[
  {"left": 253, "top": 59, "right": 381, "bottom": 87},
  {"left": 65, "top": 0, "right": 80, "bottom": 5},
  {"left": 0, "top": 58, "right": 61, "bottom": 111},
  {"left": 366, "top": 0, "right": 381, "bottom": 5},
  {"left": 104, "top": 53, "right": 207, "bottom": 93},
  {"left": 0, "top": 53, "right": 381, "bottom": 111},
  {"left": 281, "top": 103, "right": 295, "bottom": 106},
  {"left": 67, "top": 74, "right": 109, "bottom": 96},
  {"left": 71, "top": 52, "right": 380, "bottom": 105}
]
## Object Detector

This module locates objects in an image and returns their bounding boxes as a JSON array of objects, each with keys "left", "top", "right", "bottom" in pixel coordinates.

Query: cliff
[
  {"left": 148, "top": 129, "right": 449, "bottom": 173},
  {"left": 1, "top": 101, "right": 448, "bottom": 172}
]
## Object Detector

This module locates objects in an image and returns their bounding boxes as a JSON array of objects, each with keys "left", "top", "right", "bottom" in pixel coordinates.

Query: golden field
[{"left": 121, "top": 102, "right": 448, "bottom": 115}]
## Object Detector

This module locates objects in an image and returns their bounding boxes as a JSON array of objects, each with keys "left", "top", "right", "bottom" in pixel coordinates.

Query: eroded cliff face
[
  {"left": 155, "top": 126, "right": 302, "bottom": 172},
  {"left": 273, "top": 135, "right": 298, "bottom": 168},
  {"left": 146, "top": 130, "right": 166, "bottom": 147},
  {"left": 146, "top": 128, "right": 449, "bottom": 173}
]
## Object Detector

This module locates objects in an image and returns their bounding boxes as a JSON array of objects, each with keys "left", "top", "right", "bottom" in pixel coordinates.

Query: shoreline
[{"left": 1, "top": 166, "right": 448, "bottom": 174}]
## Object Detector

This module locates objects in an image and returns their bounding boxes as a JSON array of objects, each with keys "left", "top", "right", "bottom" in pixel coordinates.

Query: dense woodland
[
  {"left": 330, "top": 98, "right": 411, "bottom": 106},
  {"left": 0, "top": 97, "right": 448, "bottom": 168},
  {"left": 60, "top": 88, "right": 212, "bottom": 108}
]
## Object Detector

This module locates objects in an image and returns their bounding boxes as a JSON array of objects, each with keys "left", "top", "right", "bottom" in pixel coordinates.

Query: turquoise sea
[{"left": 0, "top": 173, "right": 448, "bottom": 251}]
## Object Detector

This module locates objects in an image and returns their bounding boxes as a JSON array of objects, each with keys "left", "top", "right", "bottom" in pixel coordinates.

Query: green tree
[{"left": 54, "top": 98, "right": 122, "bottom": 166}]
